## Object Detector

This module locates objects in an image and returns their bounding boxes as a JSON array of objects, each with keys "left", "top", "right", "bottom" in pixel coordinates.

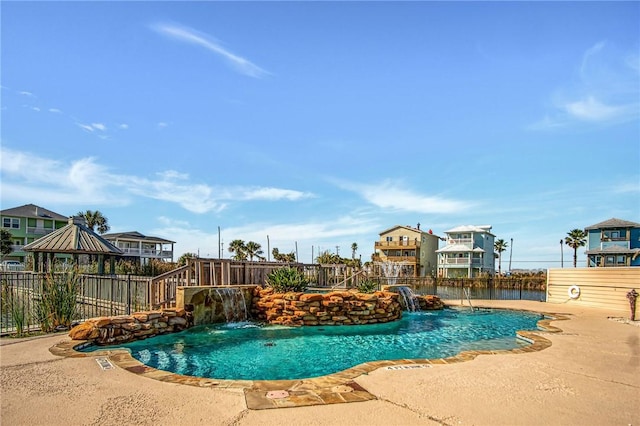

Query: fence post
[
  {"left": 519, "top": 282, "right": 523, "bottom": 300},
  {"left": 127, "top": 274, "right": 131, "bottom": 315}
]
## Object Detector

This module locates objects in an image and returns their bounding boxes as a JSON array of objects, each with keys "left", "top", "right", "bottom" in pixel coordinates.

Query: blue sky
[{"left": 1, "top": 1, "right": 639, "bottom": 269}]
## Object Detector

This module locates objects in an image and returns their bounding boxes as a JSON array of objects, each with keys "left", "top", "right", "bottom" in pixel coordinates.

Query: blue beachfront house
[
  {"left": 585, "top": 218, "right": 640, "bottom": 267},
  {"left": 436, "top": 225, "right": 495, "bottom": 278}
]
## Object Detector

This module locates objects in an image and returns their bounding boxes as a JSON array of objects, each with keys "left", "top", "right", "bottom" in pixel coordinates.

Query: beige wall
[{"left": 547, "top": 267, "right": 639, "bottom": 312}]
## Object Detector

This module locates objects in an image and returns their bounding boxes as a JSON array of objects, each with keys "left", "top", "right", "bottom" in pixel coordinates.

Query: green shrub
[
  {"left": 357, "top": 279, "right": 378, "bottom": 294},
  {"left": 266, "top": 267, "right": 308, "bottom": 293}
]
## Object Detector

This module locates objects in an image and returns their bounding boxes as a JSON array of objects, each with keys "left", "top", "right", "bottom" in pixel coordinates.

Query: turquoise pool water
[{"left": 84, "top": 308, "right": 543, "bottom": 380}]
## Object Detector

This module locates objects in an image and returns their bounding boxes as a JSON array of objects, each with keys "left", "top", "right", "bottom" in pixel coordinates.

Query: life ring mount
[{"left": 568, "top": 285, "right": 580, "bottom": 299}]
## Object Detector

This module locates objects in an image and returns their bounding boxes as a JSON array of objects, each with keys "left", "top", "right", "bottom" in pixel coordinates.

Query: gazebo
[{"left": 23, "top": 216, "right": 123, "bottom": 274}]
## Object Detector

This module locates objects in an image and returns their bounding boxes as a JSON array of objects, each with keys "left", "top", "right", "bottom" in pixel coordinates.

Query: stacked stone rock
[
  {"left": 417, "top": 295, "right": 444, "bottom": 310},
  {"left": 68, "top": 308, "right": 190, "bottom": 345},
  {"left": 252, "top": 288, "right": 403, "bottom": 326}
]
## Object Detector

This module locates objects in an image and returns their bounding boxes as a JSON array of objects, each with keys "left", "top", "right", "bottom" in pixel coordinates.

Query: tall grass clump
[
  {"left": 35, "top": 267, "right": 80, "bottom": 332},
  {"left": 1, "top": 279, "right": 28, "bottom": 336}
]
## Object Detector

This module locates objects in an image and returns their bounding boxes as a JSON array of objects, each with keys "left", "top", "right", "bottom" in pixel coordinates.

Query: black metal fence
[
  {"left": 373, "top": 276, "right": 546, "bottom": 302},
  {"left": 0, "top": 271, "right": 153, "bottom": 335}
]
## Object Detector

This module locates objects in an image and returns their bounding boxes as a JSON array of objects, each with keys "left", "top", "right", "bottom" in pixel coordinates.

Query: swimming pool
[{"left": 82, "top": 307, "right": 543, "bottom": 380}]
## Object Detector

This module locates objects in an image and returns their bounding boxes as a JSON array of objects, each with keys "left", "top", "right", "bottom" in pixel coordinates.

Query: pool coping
[{"left": 49, "top": 307, "right": 567, "bottom": 410}]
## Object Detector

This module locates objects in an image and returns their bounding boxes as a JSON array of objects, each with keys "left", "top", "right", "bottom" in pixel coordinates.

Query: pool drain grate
[
  {"left": 266, "top": 390, "right": 289, "bottom": 399},
  {"left": 95, "top": 357, "right": 115, "bottom": 370}
]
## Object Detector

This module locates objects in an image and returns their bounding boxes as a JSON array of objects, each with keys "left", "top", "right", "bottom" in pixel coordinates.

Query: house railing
[{"left": 26, "top": 227, "right": 54, "bottom": 235}]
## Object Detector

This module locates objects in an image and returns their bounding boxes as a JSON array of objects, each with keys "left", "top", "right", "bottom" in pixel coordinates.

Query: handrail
[
  {"left": 330, "top": 269, "right": 366, "bottom": 290},
  {"left": 151, "top": 264, "right": 189, "bottom": 284}
]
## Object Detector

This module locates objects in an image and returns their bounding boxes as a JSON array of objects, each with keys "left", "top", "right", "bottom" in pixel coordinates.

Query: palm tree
[
  {"left": 227, "top": 239, "right": 248, "bottom": 261},
  {"left": 177, "top": 252, "right": 197, "bottom": 266},
  {"left": 565, "top": 229, "right": 587, "bottom": 268},
  {"left": 351, "top": 242, "right": 358, "bottom": 260},
  {"left": 494, "top": 239, "right": 508, "bottom": 276},
  {"left": 245, "top": 241, "right": 264, "bottom": 261},
  {"left": 77, "top": 210, "right": 110, "bottom": 234},
  {"left": 316, "top": 250, "right": 341, "bottom": 264}
]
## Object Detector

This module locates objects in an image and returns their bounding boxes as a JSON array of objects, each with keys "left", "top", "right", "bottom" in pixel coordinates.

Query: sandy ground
[{"left": 1, "top": 300, "right": 638, "bottom": 426}]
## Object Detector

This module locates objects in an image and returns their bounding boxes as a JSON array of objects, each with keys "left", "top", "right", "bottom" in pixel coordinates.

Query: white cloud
[
  {"left": 563, "top": 96, "right": 627, "bottom": 121},
  {"left": 19, "top": 91, "right": 35, "bottom": 97},
  {"left": 334, "top": 179, "right": 473, "bottom": 214},
  {"left": 0, "top": 147, "right": 315, "bottom": 214},
  {"left": 152, "top": 215, "right": 380, "bottom": 260},
  {"left": 239, "top": 187, "right": 314, "bottom": 201},
  {"left": 532, "top": 43, "right": 640, "bottom": 129},
  {"left": 91, "top": 123, "right": 107, "bottom": 131},
  {"left": 31, "top": 107, "right": 40, "bottom": 112},
  {"left": 158, "top": 122, "right": 168, "bottom": 128},
  {"left": 152, "top": 22, "right": 269, "bottom": 78},
  {"left": 49, "top": 108, "right": 63, "bottom": 114},
  {"left": 118, "top": 123, "right": 129, "bottom": 130},
  {"left": 77, "top": 123, "right": 95, "bottom": 132},
  {"left": 580, "top": 40, "right": 605, "bottom": 75}
]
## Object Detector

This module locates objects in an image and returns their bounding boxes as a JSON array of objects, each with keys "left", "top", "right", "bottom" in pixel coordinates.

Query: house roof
[
  {"left": 102, "top": 231, "right": 175, "bottom": 244},
  {"left": 584, "top": 218, "right": 640, "bottom": 230},
  {"left": 379, "top": 224, "right": 441, "bottom": 238},
  {"left": 444, "top": 225, "right": 495, "bottom": 236},
  {"left": 23, "top": 217, "right": 123, "bottom": 255},
  {"left": 0, "top": 204, "right": 67, "bottom": 221}
]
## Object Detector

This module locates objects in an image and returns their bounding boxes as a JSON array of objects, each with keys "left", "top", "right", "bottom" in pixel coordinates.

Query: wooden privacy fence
[
  {"left": 149, "top": 259, "right": 359, "bottom": 308},
  {"left": 547, "top": 267, "right": 639, "bottom": 312}
]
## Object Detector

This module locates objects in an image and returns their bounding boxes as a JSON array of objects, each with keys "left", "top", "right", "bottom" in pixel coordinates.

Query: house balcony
[
  {"left": 375, "top": 240, "right": 420, "bottom": 249},
  {"left": 445, "top": 238, "right": 473, "bottom": 245},
  {"left": 27, "top": 227, "right": 55, "bottom": 236},
  {"left": 440, "top": 258, "right": 483, "bottom": 267},
  {"left": 372, "top": 254, "right": 418, "bottom": 263},
  {"left": 600, "top": 241, "right": 630, "bottom": 250},
  {"left": 119, "top": 247, "right": 173, "bottom": 258}
]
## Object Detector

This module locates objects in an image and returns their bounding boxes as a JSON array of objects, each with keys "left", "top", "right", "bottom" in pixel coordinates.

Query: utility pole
[
  {"left": 560, "top": 239, "right": 564, "bottom": 268},
  {"left": 218, "top": 226, "right": 221, "bottom": 259},
  {"left": 508, "top": 238, "right": 513, "bottom": 273},
  {"left": 267, "top": 235, "right": 270, "bottom": 261},
  {"left": 335, "top": 245, "right": 340, "bottom": 256}
]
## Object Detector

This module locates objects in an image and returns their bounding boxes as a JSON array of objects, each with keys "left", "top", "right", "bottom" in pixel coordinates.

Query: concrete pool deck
[{"left": 1, "top": 300, "right": 638, "bottom": 425}]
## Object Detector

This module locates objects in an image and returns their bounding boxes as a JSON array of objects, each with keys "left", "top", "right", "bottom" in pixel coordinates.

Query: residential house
[
  {"left": 585, "top": 218, "right": 640, "bottom": 267},
  {"left": 102, "top": 231, "right": 175, "bottom": 265},
  {"left": 436, "top": 225, "right": 495, "bottom": 278},
  {"left": 372, "top": 224, "right": 441, "bottom": 277},
  {"left": 0, "top": 204, "right": 69, "bottom": 263}
]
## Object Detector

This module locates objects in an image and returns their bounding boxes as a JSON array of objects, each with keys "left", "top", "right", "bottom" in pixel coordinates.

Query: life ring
[{"left": 568, "top": 285, "right": 580, "bottom": 299}]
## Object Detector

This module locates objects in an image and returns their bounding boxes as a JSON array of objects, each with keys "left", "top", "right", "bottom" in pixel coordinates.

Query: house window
[
  {"left": 386, "top": 236, "right": 393, "bottom": 242},
  {"left": 603, "top": 230, "right": 622, "bottom": 240},
  {"left": 616, "top": 255, "right": 626, "bottom": 265},
  {"left": 2, "top": 218, "right": 20, "bottom": 229}
]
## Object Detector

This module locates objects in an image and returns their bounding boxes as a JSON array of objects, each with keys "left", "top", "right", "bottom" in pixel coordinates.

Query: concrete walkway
[{"left": 1, "top": 300, "right": 638, "bottom": 426}]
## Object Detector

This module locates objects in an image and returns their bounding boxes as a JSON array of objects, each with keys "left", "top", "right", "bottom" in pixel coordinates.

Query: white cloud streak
[
  {"left": 532, "top": 42, "right": 640, "bottom": 129},
  {"left": 152, "top": 215, "right": 380, "bottom": 261},
  {"left": 0, "top": 147, "right": 314, "bottom": 214},
  {"left": 333, "top": 179, "right": 473, "bottom": 214},
  {"left": 152, "top": 23, "right": 269, "bottom": 78}
]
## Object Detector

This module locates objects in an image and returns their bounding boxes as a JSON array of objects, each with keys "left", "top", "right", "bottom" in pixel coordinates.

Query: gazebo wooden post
[{"left": 97, "top": 254, "right": 105, "bottom": 275}]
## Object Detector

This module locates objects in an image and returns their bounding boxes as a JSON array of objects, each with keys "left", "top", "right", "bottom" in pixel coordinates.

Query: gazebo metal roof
[{"left": 23, "top": 217, "right": 123, "bottom": 256}]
